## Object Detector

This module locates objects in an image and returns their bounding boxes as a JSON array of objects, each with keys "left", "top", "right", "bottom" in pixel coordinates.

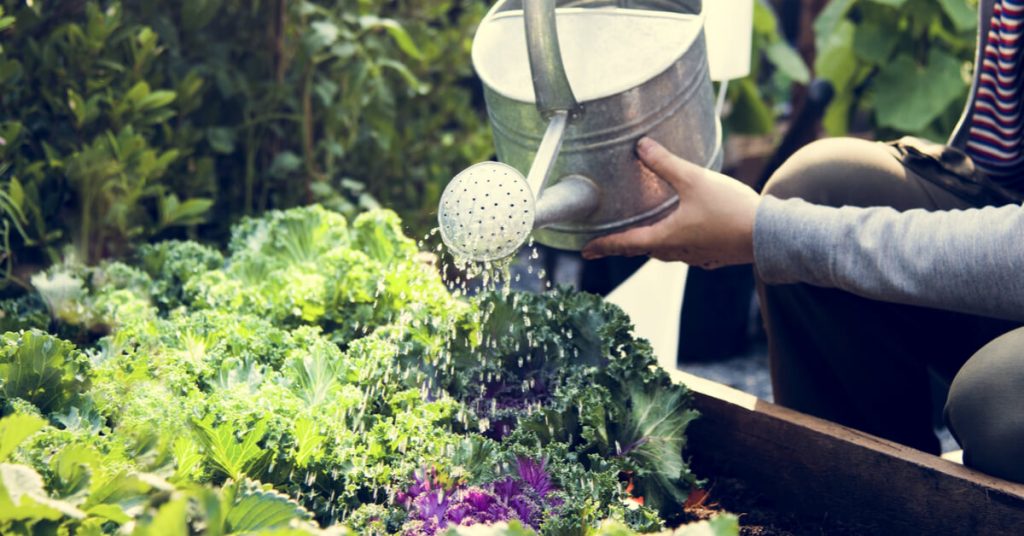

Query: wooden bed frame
[{"left": 671, "top": 370, "right": 1024, "bottom": 534}]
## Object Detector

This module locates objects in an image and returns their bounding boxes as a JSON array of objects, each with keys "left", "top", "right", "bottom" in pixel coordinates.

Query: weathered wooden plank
[{"left": 671, "top": 370, "right": 1024, "bottom": 535}]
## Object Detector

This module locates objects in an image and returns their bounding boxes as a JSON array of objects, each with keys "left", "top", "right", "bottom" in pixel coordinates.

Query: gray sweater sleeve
[{"left": 753, "top": 196, "right": 1024, "bottom": 322}]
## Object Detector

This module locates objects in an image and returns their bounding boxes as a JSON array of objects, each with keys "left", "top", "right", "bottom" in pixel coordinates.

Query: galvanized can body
[{"left": 474, "top": 0, "right": 720, "bottom": 251}]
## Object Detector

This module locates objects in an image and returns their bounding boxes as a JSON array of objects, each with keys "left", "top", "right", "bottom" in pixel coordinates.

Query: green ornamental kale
[
  {"left": 0, "top": 330, "right": 91, "bottom": 415},
  {"left": 0, "top": 204, "right": 715, "bottom": 535}
]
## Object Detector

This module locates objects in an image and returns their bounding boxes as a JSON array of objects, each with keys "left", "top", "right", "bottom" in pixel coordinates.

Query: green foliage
[
  {"left": 0, "top": 329, "right": 90, "bottom": 414},
  {"left": 813, "top": 0, "right": 977, "bottom": 139},
  {"left": 0, "top": 0, "right": 491, "bottom": 275},
  {"left": 724, "top": 0, "right": 812, "bottom": 135},
  {"left": 0, "top": 2, "right": 211, "bottom": 264},
  {"left": 0, "top": 205, "right": 719, "bottom": 534}
]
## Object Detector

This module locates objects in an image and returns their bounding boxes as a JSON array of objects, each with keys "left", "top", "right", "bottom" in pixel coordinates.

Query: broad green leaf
[
  {"left": 8, "top": 177, "right": 24, "bottom": 210},
  {"left": 224, "top": 480, "right": 312, "bottom": 533},
  {"left": 182, "top": 0, "right": 223, "bottom": 32},
  {"left": 0, "top": 463, "right": 85, "bottom": 522},
  {"left": 0, "top": 330, "right": 90, "bottom": 414},
  {"left": 85, "top": 472, "right": 158, "bottom": 511},
  {"left": 308, "top": 20, "right": 340, "bottom": 51},
  {"left": 853, "top": 20, "right": 900, "bottom": 64},
  {"left": 763, "top": 41, "right": 810, "bottom": 84},
  {"left": 207, "top": 127, "right": 236, "bottom": 154},
  {"left": 815, "top": 20, "right": 857, "bottom": 91},
  {"left": 136, "top": 90, "right": 177, "bottom": 112},
  {"left": 866, "top": 0, "right": 908, "bottom": 7},
  {"left": 725, "top": 78, "right": 774, "bottom": 135},
  {"left": 51, "top": 444, "right": 100, "bottom": 500},
  {"left": 160, "top": 195, "right": 213, "bottom": 227},
  {"left": 291, "top": 417, "right": 324, "bottom": 468},
  {"left": 813, "top": 0, "right": 855, "bottom": 52},
  {"left": 0, "top": 414, "right": 46, "bottom": 462},
  {"left": 191, "top": 417, "right": 268, "bottom": 481},
  {"left": 126, "top": 81, "right": 151, "bottom": 103},
  {"left": 133, "top": 496, "right": 188, "bottom": 536},
  {"left": 872, "top": 49, "right": 967, "bottom": 133},
  {"left": 621, "top": 383, "right": 699, "bottom": 513},
  {"left": 268, "top": 151, "right": 302, "bottom": 178},
  {"left": 86, "top": 503, "right": 131, "bottom": 523},
  {"left": 752, "top": 0, "right": 777, "bottom": 35},
  {"left": 822, "top": 88, "right": 854, "bottom": 136},
  {"left": 378, "top": 58, "right": 429, "bottom": 94},
  {"left": 171, "top": 436, "right": 204, "bottom": 481},
  {"left": 363, "top": 17, "right": 423, "bottom": 60},
  {"left": 937, "top": 0, "right": 978, "bottom": 32}
]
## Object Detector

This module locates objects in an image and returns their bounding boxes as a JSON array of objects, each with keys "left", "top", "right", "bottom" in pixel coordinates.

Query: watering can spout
[{"left": 534, "top": 175, "right": 600, "bottom": 229}]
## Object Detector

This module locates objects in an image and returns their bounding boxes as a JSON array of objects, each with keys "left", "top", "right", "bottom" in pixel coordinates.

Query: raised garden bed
[{"left": 673, "top": 370, "right": 1024, "bottom": 535}]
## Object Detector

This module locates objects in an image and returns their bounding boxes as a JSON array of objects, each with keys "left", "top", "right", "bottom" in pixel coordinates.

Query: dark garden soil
[{"left": 683, "top": 476, "right": 883, "bottom": 536}]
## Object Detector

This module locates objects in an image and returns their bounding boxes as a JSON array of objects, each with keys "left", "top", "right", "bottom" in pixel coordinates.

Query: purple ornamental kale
[
  {"left": 445, "top": 487, "right": 512, "bottom": 526},
  {"left": 412, "top": 489, "right": 453, "bottom": 525},
  {"left": 400, "top": 459, "right": 561, "bottom": 535},
  {"left": 516, "top": 457, "right": 554, "bottom": 497}
]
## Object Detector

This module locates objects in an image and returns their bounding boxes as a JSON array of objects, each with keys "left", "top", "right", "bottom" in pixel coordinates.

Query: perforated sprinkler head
[{"left": 438, "top": 161, "right": 535, "bottom": 262}]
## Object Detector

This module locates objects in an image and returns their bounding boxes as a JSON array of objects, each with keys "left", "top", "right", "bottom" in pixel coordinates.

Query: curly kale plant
[{"left": 0, "top": 205, "right": 729, "bottom": 535}]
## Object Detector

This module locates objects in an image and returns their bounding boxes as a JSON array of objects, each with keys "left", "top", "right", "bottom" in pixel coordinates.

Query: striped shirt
[{"left": 965, "top": 0, "right": 1024, "bottom": 188}]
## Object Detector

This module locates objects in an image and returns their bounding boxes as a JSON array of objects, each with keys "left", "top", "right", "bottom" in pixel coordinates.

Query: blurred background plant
[
  {"left": 0, "top": 0, "right": 979, "bottom": 294},
  {"left": 0, "top": 0, "right": 493, "bottom": 291},
  {"left": 812, "top": 0, "right": 978, "bottom": 139}
]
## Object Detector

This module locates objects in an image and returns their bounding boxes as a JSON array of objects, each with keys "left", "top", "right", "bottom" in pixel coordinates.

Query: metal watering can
[{"left": 438, "top": 0, "right": 720, "bottom": 261}]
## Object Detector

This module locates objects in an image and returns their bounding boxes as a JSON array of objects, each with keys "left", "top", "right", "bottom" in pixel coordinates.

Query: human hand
[{"left": 581, "top": 137, "right": 761, "bottom": 269}]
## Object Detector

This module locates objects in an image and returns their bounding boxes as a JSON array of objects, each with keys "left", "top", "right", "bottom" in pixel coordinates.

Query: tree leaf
[
  {"left": 814, "top": 20, "right": 857, "bottom": 91},
  {"left": 813, "top": 0, "right": 855, "bottom": 52},
  {"left": 206, "top": 127, "right": 236, "bottom": 154},
  {"left": 725, "top": 78, "right": 774, "bottom": 135},
  {"left": 364, "top": 18, "right": 423, "bottom": 60},
  {"left": 937, "top": 0, "right": 978, "bottom": 33},
  {"left": 853, "top": 19, "right": 900, "bottom": 64},
  {"left": 136, "top": 90, "right": 177, "bottom": 112},
  {"left": 126, "top": 81, "right": 151, "bottom": 104},
  {"left": 308, "top": 20, "right": 340, "bottom": 51},
  {"left": 763, "top": 41, "right": 810, "bottom": 84},
  {"left": 872, "top": 49, "right": 967, "bottom": 133},
  {"left": 378, "top": 58, "right": 429, "bottom": 94}
]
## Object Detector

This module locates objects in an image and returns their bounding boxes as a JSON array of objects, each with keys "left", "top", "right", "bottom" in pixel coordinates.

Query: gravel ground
[
  {"left": 679, "top": 343, "right": 960, "bottom": 453},
  {"left": 679, "top": 343, "right": 774, "bottom": 402}
]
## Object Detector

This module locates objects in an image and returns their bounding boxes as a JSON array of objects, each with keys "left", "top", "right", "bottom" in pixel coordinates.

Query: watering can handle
[{"left": 524, "top": 0, "right": 581, "bottom": 117}]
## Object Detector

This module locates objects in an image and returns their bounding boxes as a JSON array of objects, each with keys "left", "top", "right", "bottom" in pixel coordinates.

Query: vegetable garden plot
[{"left": 0, "top": 205, "right": 737, "bottom": 535}]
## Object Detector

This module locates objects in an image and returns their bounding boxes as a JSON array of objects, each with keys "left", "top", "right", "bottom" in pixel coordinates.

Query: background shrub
[{"left": 0, "top": 0, "right": 493, "bottom": 286}]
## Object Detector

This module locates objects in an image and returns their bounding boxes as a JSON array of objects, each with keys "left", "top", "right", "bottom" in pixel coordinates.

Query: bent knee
[
  {"left": 762, "top": 137, "right": 903, "bottom": 208},
  {"left": 945, "top": 328, "right": 1024, "bottom": 483}
]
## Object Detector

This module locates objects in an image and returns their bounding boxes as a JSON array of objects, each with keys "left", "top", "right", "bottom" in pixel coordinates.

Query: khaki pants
[{"left": 757, "top": 137, "right": 1024, "bottom": 481}]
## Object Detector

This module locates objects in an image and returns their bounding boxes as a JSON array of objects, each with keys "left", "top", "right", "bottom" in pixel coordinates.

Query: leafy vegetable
[{"left": 0, "top": 205, "right": 729, "bottom": 535}]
